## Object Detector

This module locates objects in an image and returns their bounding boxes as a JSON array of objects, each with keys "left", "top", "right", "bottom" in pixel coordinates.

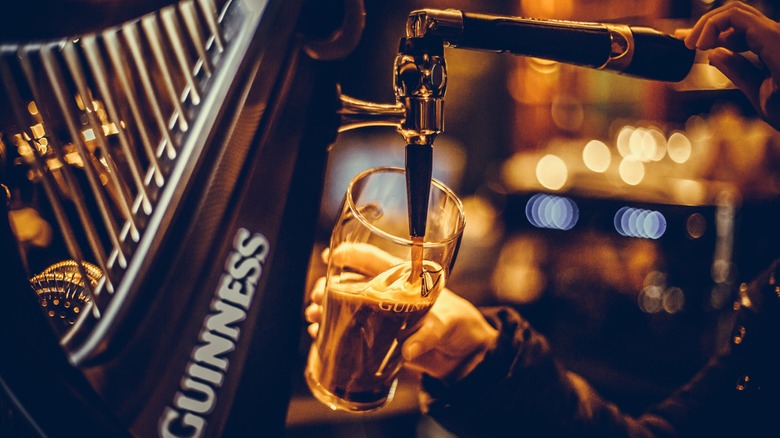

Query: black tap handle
[
  {"left": 408, "top": 9, "right": 695, "bottom": 82},
  {"left": 458, "top": 12, "right": 612, "bottom": 69},
  {"left": 405, "top": 144, "right": 432, "bottom": 238},
  {"left": 459, "top": 11, "right": 693, "bottom": 82},
  {"left": 459, "top": 12, "right": 693, "bottom": 82}
]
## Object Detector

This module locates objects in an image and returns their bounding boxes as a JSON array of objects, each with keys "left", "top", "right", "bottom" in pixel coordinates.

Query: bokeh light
[
  {"left": 647, "top": 127, "right": 667, "bottom": 161},
  {"left": 616, "top": 125, "right": 634, "bottom": 158},
  {"left": 686, "top": 213, "right": 706, "bottom": 239},
  {"left": 667, "top": 131, "right": 692, "bottom": 163},
  {"left": 618, "top": 157, "right": 645, "bottom": 185},
  {"left": 525, "top": 193, "right": 579, "bottom": 230},
  {"left": 582, "top": 139, "right": 611, "bottom": 173},
  {"left": 536, "top": 154, "right": 568, "bottom": 190},
  {"left": 614, "top": 206, "right": 667, "bottom": 239}
]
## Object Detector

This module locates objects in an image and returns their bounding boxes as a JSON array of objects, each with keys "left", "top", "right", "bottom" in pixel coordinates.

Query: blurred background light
[
  {"left": 647, "top": 127, "right": 667, "bottom": 161},
  {"left": 536, "top": 154, "right": 568, "bottom": 190},
  {"left": 614, "top": 206, "right": 667, "bottom": 239},
  {"left": 525, "top": 193, "right": 579, "bottom": 230},
  {"left": 616, "top": 125, "right": 634, "bottom": 158},
  {"left": 618, "top": 157, "right": 645, "bottom": 185},
  {"left": 667, "top": 131, "right": 692, "bottom": 163},
  {"left": 582, "top": 139, "right": 611, "bottom": 173},
  {"left": 686, "top": 212, "right": 707, "bottom": 239}
]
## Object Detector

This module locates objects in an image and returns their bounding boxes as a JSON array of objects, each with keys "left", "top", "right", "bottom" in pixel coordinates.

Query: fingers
[
  {"left": 401, "top": 290, "right": 462, "bottom": 362},
  {"left": 307, "top": 322, "right": 319, "bottom": 340},
  {"left": 305, "top": 277, "right": 325, "bottom": 337},
  {"left": 328, "top": 242, "right": 402, "bottom": 276},
  {"left": 304, "top": 301, "right": 321, "bottom": 322},
  {"left": 320, "top": 247, "right": 330, "bottom": 264},
  {"left": 707, "top": 45, "right": 780, "bottom": 131},
  {"left": 690, "top": 3, "right": 780, "bottom": 78},
  {"left": 714, "top": 27, "right": 751, "bottom": 53},
  {"left": 401, "top": 315, "right": 458, "bottom": 380},
  {"left": 307, "top": 242, "right": 400, "bottom": 320},
  {"left": 402, "top": 312, "right": 443, "bottom": 362},
  {"left": 400, "top": 290, "right": 462, "bottom": 363},
  {"left": 306, "top": 242, "right": 400, "bottom": 340},
  {"left": 759, "top": 77, "right": 780, "bottom": 130},
  {"left": 676, "top": 27, "right": 744, "bottom": 52},
  {"left": 683, "top": 2, "right": 780, "bottom": 129},
  {"left": 694, "top": 8, "right": 752, "bottom": 51},
  {"left": 685, "top": 2, "right": 764, "bottom": 50},
  {"left": 673, "top": 28, "right": 691, "bottom": 40},
  {"left": 708, "top": 47, "right": 765, "bottom": 109},
  {"left": 309, "top": 276, "right": 326, "bottom": 305}
]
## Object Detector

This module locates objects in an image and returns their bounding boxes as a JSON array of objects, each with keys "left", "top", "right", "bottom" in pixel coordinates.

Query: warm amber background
[{"left": 287, "top": 1, "right": 780, "bottom": 437}]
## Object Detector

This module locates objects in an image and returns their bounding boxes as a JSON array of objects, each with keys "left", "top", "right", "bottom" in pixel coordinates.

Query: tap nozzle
[
  {"left": 394, "top": 36, "right": 446, "bottom": 146},
  {"left": 393, "top": 36, "right": 446, "bottom": 239}
]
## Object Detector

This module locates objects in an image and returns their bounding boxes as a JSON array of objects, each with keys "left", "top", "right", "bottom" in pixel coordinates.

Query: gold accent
[
  {"left": 733, "top": 325, "right": 746, "bottom": 345},
  {"left": 736, "top": 375, "right": 750, "bottom": 391},
  {"left": 599, "top": 24, "right": 634, "bottom": 72},
  {"left": 29, "top": 260, "right": 103, "bottom": 335},
  {"left": 738, "top": 282, "right": 752, "bottom": 308},
  {"left": 406, "top": 9, "right": 463, "bottom": 40}
]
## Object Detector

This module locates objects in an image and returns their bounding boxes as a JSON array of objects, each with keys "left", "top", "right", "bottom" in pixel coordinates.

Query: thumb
[
  {"left": 709, "top": 47, "right": 765, "bottom": 111},
  {"left": 402, "top": 317, "right": 440, "bottom": 362}
]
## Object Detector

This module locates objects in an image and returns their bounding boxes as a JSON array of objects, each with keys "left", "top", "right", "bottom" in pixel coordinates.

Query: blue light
[
  {"left": 614, "top": 207, "right": 666, "bottom": 239},
  {"left": 537, "top": 195, "right": 553, "bottom": 227},
  {"left": 614, "top": 207, "right": 629, "bottom": 236},
  {"left": 628, "top": 209, "right": 642, "bottom": 237},
  {"left": 525, "top": 194, "right": 579, "bottom": 230}
]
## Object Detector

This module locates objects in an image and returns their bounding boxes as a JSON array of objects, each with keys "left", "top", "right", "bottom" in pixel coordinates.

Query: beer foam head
[{"left": 363, "top": 261, "right": 445, "bottom": 302}]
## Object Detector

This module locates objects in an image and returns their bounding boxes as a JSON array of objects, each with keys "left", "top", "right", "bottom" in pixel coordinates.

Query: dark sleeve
[
  {"left": 420, "top": 307, "right": 658, "bottom": 437},
  {"left": 421, "top": 260, "right": 780, "bottom": 438}
]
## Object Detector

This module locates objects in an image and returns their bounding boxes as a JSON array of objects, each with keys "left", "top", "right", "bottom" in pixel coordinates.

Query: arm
[
  {"left": 420, "top": 260, "right": 780, "bottom": 437},
  {"left": 418, "top": 306, "right": 657, "bottom": 437}
]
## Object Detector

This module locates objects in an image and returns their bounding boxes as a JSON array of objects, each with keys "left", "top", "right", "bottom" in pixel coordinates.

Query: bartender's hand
[
  {"left": 399, "top": 287, "right": 499, "bottom": 381},
  {"left": 683, "top": 2, "right": 780, "bottom": 130},
  {"left": 304, "top": 244, "right": 499, "bottom": 382}
]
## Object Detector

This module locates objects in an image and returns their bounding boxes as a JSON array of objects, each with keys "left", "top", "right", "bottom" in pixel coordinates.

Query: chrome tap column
[{"left": 394, "top": 36, "right": 446, "bottom": 239}]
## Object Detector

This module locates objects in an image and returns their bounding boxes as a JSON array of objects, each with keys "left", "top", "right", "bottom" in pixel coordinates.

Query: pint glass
[{"left": 305, "top": 166, "right": 465, "bottom": 412}]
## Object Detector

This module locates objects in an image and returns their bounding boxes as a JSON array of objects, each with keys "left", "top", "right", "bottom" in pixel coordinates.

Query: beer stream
[
  {"left": 410, "top": 236, "right": 424, "bottom": 284},
  {"left": 375, "top": 235, "right": 426, "bottom": 377}
]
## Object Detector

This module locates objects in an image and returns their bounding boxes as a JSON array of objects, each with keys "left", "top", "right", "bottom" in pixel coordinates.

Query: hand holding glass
[{"left": 305, "top": 166, "right": 465, "bottom": 412}]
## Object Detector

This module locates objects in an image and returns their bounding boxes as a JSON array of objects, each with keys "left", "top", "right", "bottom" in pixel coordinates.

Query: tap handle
[
  {"left": 457, "top": 12, "right": 613, "bottom": 68},
  {"left": 408, "top": 9, "right": 694, "bottom": 82},
  {"left": 405, "top": 144, "right": 432, "bottom": 238}
]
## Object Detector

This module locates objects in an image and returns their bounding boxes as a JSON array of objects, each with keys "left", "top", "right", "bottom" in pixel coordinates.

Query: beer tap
[
  {"left": 395, "top": 36, "right": 445, "bottom": 246},
  {"left": 338, "top": 34, "right": 445, "bottom": 259},
  {"left": 337, "top": 8, "right": 695, "bottom": 249}
]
